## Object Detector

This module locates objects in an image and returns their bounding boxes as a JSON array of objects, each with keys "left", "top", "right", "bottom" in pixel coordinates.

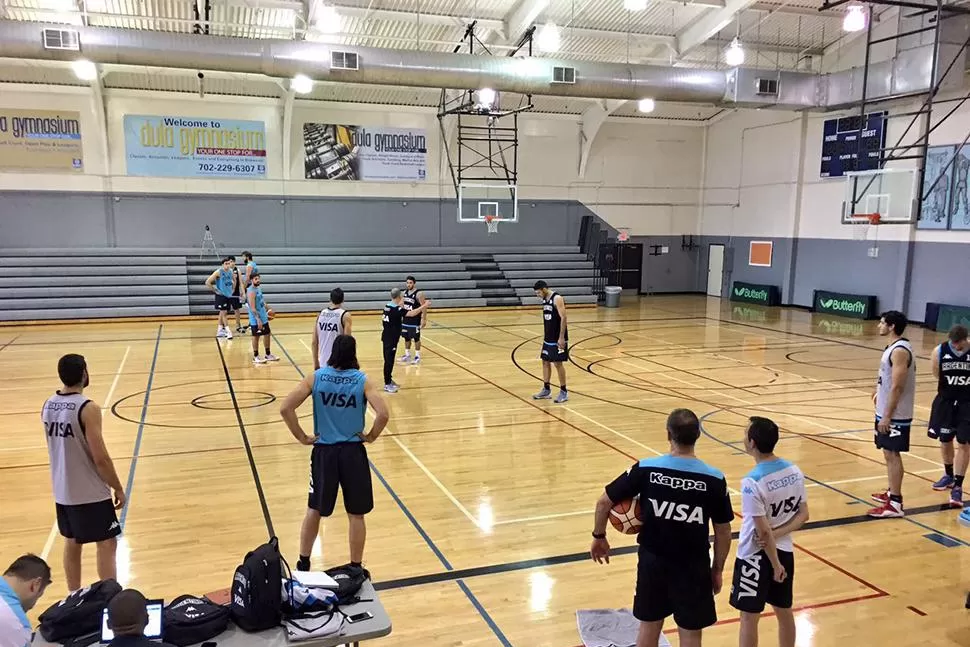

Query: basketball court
[{"left": 2, "top": 296, "right": 968, "bottom": 646}]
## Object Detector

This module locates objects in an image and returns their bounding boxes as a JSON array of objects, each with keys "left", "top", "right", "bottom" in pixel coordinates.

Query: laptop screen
[{"left": 101, "top": 600, "right": 164, "bottom": 642}]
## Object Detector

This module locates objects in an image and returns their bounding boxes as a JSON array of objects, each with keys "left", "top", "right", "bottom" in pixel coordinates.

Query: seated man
[
  {"left": 0, "top": 554, "right": 51, "bottom": 647},
  {"left": 106, "top": 590, "right": 175, "bottom": 647}
]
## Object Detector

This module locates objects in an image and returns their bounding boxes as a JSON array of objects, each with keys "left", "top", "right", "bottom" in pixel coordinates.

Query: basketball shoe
[
  {"left": 533, "top": 387, "right": 552, "bottom": 400},
  {"left": 554, "top": 390, "right": 568, "bottom": 404},
  {"left": 871, "top": 490, "right": 889, "bottom": 504},
  {"left": 932, "top": 474, "right": 955, "bottom": 490},
  {"left": 949, "top": 485, "right": 964, "bottom": 509},
  {"left": 867, "top": 499, "right": 904, "bottom": 518},
  {"left": 265, "top": 354, "right": 280, "bottom": 362}
]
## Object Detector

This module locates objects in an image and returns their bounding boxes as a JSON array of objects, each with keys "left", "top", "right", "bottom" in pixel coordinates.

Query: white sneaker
[
  {"left": 412, "top": 354, "right": 421, "bottom": 365},
  {"left": 264, "top": 353, "right": 280, "bottom": 362},
  {"left": 399, "top": 353, "right": 411, "bottom": 363},
  {"left": 216, "top": 327, "right": 227, "bottom": 338},
  {"left": 384, "top": 383, "right": 399, "bottom": 393},
  {"left": 225, "top": 328, "right": 233, "bottom": 339},
  {"left": 253, "top": 355, "right": 267, "bottom": 365}
]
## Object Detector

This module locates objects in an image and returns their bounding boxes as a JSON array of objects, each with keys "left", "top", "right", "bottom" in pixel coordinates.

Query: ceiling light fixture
[
  {"left": 291, "top": 74, "right": 313, "bottom": 94},
  {"left": 536, "top": 21, "right": 561, "bottom": 53},
  {"left": 72, "top": 59, "right": 98, "bottom": 81},
  {"left": 477, "top": 87, "right": 497, "bottom": 108},
  {"left": 843, "top": 4, "right": 867, "bottom": 32},
  {"left": 724, "top": 38, "right": 745, "bottom": 66},
  {"left": 314, "top": 2, "right": 340, "bottom": 34},
  {"left": 637, "top": 98, "right": 656, "bottom": 113}
]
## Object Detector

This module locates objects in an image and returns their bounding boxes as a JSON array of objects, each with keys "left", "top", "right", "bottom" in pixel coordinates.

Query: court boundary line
[
  {"left": 216, "top": 339, "right": 275, "bottom": 538},
  {"left": 274, "top": 336, "right": 513, "bottom": 646},
  {"left": 120, "top": 326, "right": 162, "bottom": 529}
]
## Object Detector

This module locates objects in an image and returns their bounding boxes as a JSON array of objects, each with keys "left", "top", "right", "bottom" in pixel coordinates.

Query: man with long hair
[{"left": 280, "top": 335, "right": 389, "bottom": 571}]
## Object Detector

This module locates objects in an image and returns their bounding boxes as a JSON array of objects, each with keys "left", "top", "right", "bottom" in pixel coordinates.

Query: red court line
[
  {"left": 791, "top": 541, "right": 887, "bottom": 595},
  {"left": 907, "top": 605, "right": 927, "bottom": 616}
]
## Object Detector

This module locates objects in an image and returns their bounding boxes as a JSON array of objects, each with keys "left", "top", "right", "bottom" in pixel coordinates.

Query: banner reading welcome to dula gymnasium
[
  {"left": 0, "top": 109, "right": 83, "bottom": 172},
  {"left": 124, "top": 115, "right": 267, "bottom": 178},
  {"left": 303, "top": 123, "right": 426, "bottom": 181}
]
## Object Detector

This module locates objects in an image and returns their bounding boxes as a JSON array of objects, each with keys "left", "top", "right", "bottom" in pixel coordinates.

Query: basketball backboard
[
  {"left": 458, "top": 182, "right": 519, "bottom": 223},
  {"left": 841, "top": 167, "right": 917, "bottom": 224}
]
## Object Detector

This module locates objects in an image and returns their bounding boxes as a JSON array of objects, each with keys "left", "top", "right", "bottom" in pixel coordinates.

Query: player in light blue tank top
[
  {"left": 312, "top": 367, "right": 366, "bottom": 444},
  {"left": 279, "top": 334, "right": 391, "bottom": 572},
  {"left": 241, "top": 250, "right": 258, "bottom": 291},
  {"left": 205, "top": 256, "right": 236, "bottom": 339},
  {"left": 246, "top": 273, "right": 279, "bottom": 364}
]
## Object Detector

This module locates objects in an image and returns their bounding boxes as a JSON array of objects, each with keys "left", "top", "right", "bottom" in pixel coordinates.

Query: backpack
[
  {"left": 323, "top": 564, "right": 370, "bottom": 605},
  {"left": 163, "top": 596, "right": 231, "bottom": 646},
  {"left": 38, "top": 579, "right": 123, "bottom": 642},
  {"left": 230, "top": 537, "right": 284, "bottom": 632}
]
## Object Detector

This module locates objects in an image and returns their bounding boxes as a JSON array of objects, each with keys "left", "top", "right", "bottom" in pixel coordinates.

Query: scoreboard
[{"left": 820, "top": 112, "right": 887, "bottom": 178}]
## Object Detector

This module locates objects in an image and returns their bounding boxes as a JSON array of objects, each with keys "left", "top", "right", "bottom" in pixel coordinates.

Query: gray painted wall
[
  {"left": 0, "top": 191, "right": 594, "bottom": 248},
  {"left": 790, "top": 239, "right": 907, "bottom": 312},
  {"left": 908, "top": 240, "right": 970, "bottom": 319},
  {"left": 634, "top": 236, "right": 702, "bottom": 294}
]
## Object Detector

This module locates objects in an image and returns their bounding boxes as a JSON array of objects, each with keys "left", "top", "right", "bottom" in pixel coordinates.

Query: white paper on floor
[{"left": 576, "top": 609, "right": 672, "bottom": 647}]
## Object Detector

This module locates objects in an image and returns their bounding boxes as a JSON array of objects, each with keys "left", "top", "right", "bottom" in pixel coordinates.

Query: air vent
[
  {"left": 331, "top": 51, "right": 359, "bottom": 70},
  {"left": 755, "top": 78, "right": 779, "bottom": 96},
  {"left": 42, "top": 28, "right": 80, "bottom": 51},
  {"left": 552, "top": 66, "right": 576, "bottom": 84}
]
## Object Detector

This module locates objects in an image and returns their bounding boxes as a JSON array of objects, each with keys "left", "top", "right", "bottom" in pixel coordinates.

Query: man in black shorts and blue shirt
[
  {"left": 532, "top": 280, "right": 568, "bottom": 403},
  {"left": 927, "top": 324, "right": 970, "bottom": 507},
  {"left": 730, "top": 416, "right": 809, "bottom": 647},
  {"left": 590, "top": 409, "right": 733, "bottom": 647}
]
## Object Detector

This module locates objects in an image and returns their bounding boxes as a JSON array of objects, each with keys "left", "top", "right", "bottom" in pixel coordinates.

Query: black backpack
[
  {"left": 38, "top": 579, "right": 123, "bottom": 642},
  {"left": 163, "top": 596, "right": 231, "bottom": 646},
  {"left": 230, "top": 537, "right": 284, "bottom": 632},
  {"left": 324, "top": 564, "right": 370, "bottom": 605}
]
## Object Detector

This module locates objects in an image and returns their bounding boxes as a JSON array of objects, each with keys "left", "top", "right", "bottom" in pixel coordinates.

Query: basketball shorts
[
  {"left": 874, "top": 416, "right": 911, "bottom": 452},
  {"left": 250, "top": 323, "right": 271, "bottom": 337},
  {"left": 928, "top": 395, "right": 970, "bottom": 444},
  {"left": 229, "top": 295, "right": 242, "bottom": 312},
  {"left": 308, "top": 442, "right": 373, "bottom": 517},
  {"left": 214, "top": 294, "right": 232, "bottom": 311},
  {"left": 633, "top": 550, "right": 716, "bottom": 631},
  {"left": 729, "top": 550, "right": 794, "bottom": 614},
  {"left": 540, "top": 341, "right": 569, "bottom": 363},
  {"left": 401, "top": 326, "right": 421, "bottom": 342},
  {"left": 56, "top": 499, "right": 121, "bottom": 544}
]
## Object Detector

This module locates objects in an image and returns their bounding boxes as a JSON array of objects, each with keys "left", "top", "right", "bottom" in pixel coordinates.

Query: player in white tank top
[
  {"left": 313, "top": 288, "right": 353, "bottom": 370},
  {"left": 869, "top": 311, "right": 916, "bottom": 518},
  {"left": 42, "top": 354, "right": 126, "bottom": 592}
]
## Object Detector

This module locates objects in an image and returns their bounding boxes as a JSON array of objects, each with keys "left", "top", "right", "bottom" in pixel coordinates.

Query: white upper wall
[{"left": 0, "top": 84, "right": 704, "bottom": 236}]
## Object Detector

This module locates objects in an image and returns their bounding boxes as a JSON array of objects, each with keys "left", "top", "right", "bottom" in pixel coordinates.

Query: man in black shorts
[
  {"left": 399, "top": 276, "right": 428, "bottom": 365},
  {"left": 381, "top": 288, "right": 430, "bottom": 393},
  {"left": 532, "top": 280, "right": 568, "bottom": 403},
  {"left": 204, "top": 256, "right": 235, "bottom": 339},
  {"left": 42, "top": 354, "right": 126, "bottom": 592},
  {"left": 730, "top": 417, "right": 809, "bottom": 647},
  {"left": 279, "top": 335, "right": 389, "bottom": 571},
  {"left": 228, "top": 256, "right": 245, "bottom": 334},
  {"left": 590, "top": 409, "right": 733, "bottom": 647},
  {"left": 928, "top": 324, "right": 970, "bottom": 507}
]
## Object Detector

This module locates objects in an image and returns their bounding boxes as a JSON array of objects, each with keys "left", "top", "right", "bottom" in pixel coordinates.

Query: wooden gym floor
[{"left": 2, "top": 295, "right": 969, "bottom": 646}]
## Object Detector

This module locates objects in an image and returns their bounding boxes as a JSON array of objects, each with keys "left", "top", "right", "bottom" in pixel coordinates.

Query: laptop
[{"left": 100, "top": 599, "right": 164, "bottom": 643}]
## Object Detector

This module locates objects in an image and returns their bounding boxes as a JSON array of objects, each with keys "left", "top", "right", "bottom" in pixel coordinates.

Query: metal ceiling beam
[
  {"left": 503, "top": 0, "right": 549, "bottom": 45},
  {"left": 334, "top": 5, "right": 506, "bottom": 36},
  {"left": 562, "top": 25, "right": 823, "bottom": 57},
  {"left": 676, "top": 0, "right": 763, "bottom": 56}
]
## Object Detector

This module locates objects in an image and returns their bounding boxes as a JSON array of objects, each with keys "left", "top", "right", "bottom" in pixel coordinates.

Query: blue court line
[
  {"left": 274, "top": 336, "right": 514, "bottom": 646},
  {"left": 698, "top": 408, "right": 969, "bottom": 548},
  {"left": 924, "top": 532, "right": 962, "bottom": 548},
  {"left": 120, "top": 324, "right": 162, "bottom": 528}
]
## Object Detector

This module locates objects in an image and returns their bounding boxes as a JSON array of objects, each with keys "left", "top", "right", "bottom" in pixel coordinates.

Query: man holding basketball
[
  {"left": 247, "top": 273, "right": 279, "bottom": 365},
  {"left": 589, "top": 409, "right": 733, "bottom": 647}
]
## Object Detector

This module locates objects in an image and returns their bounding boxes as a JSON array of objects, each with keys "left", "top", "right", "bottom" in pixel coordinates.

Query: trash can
[{"left": 604, "top": 286, "right": 622, "bottom": 308}]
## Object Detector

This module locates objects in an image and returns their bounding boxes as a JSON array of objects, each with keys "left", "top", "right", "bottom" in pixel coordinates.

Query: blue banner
[{"left": 124, "top": 115, "right": 267, "bottom": 178}]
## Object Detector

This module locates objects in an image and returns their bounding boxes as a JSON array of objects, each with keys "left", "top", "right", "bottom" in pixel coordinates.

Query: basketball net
[
  {"left": 485, "top": 215, "right": 499, "bottom": 235},
  {"left": 851, "top": 213, "right": 880, "bottom": 248}
]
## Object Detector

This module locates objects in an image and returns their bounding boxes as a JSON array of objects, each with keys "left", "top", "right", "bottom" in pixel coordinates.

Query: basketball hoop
[
  {"left": 484, "top": 215, "right": 499, "bottom": 234},
  {"left": 851, "top": 212, "right": 881, "bottom": 244}
]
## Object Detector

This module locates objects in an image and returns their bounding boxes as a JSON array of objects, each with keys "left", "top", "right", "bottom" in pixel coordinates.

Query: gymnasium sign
[
  {"left": 303, "top": 123, "right": 427, "bottom": 181},
  {"left": 0, "top": 108, "right": 83, "bottom": 172},
  {"left": 124, "top": 115, "right": 267, "bottom": 178}
]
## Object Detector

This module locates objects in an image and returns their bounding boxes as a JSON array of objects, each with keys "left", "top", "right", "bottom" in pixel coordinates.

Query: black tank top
[
  {"left": 939, "top": 342, "right": 970, "bottom": 401},
  {"left": 402, "top": 289, "right": 419, "bottom": 312},
  {"left": 542, "top": 292, "right": 566, "bottom": 343}
]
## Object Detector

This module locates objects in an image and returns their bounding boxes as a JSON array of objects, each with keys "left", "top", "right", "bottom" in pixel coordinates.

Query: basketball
[
  {"left": 609, "top": 497, "right": 642, "bottom": 535},
  {"left": 267, "top": 308, "right": 275, "bottom": 320}
]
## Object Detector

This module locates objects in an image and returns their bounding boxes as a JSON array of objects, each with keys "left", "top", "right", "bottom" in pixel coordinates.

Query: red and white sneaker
[
  {"left": 867, "top": 501, "right": 904, "bottom": 518},
  {"left": 871, "top": 491, "right": 889, "bottom": 504}
]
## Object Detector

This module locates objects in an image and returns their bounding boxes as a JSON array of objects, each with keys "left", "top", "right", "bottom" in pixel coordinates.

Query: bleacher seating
[{"left": 0, "top": 246, "right": 600, "bottom": 321}]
